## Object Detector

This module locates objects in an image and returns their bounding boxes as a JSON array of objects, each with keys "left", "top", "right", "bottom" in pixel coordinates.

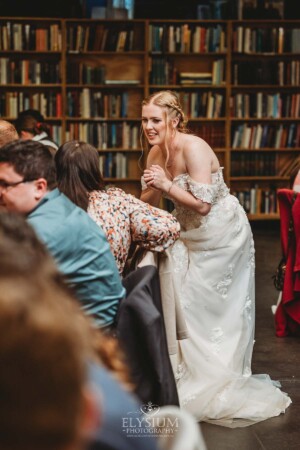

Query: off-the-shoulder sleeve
[
  {"left": 128, "top": 196, "right": 180, "bottom": 252},
  {"left": 187, "top": 175, "right": 218, "bottom": 204}
]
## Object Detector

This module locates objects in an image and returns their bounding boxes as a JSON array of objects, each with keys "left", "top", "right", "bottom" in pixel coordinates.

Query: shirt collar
[
  {"left": 32, "top": 132, "right": 48, "bottom": 141},
  {"left": 28, "top": 188, "right": 60, "bottom": 215}
]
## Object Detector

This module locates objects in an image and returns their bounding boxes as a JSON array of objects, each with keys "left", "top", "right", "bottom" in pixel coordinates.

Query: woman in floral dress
[{"left": 55, "top": 140, "right": 180, "bottom": 275}]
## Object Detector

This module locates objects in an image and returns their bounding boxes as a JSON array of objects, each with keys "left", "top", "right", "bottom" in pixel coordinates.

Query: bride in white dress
[{"left": 140, "top": 90, "right": 291, "bottom": 427}]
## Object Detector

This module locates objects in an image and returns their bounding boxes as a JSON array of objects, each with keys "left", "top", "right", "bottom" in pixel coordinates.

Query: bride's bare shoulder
[{"left": 182, "top": 134, "right": 213, "bottom": 156}]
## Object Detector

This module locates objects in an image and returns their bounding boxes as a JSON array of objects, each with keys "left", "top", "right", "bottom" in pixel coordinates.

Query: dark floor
[{"left": 200, "top": 221, "right": 300, "bottom": 450}]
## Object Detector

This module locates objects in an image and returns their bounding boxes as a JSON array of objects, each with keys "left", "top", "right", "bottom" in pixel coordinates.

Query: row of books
[
  {"left": 66, "top": 90, "right": 129, "bottom": 118},
  {"left": 180, "top": 91, "right": 224, "bottom": 118},
  {"left": 232, "top": 123, "right": 300, "bottom": 149},
  {"left": 149, "top": 24, "right": 227, "bottom": 54},
  {"left": 149, "top": 57, "right": 225, "bottom": 86},
  {"left": 67, "top": 63, "right": 106, "bottom": 85},
  {"left": 233, "top": 188, "right": 278, "bottom": 214},
  {"left": 67, "top": 24, "right": 139, "bottom": 53},
  {"left": 232, "top": 61, "right": 300, "bottom": 86},
  {"left": 231, "top": 153, "right": 276, "bottom": 176},
  {"left": 0, "top": 22, "right": 61, "bottom": 51},
  {"left": 191, "top": 123, "right": 225, "bottom": 148},
  {"left": 0, "top": 58, "right": 61, "bottom": 85},
  {"left": 179, "top": 60, "right": 224, "bottom": 86},
  {"left": 232, "top": 26, "right": 300, "bottom": 54},
  {"left": 149, "top": 58, "right": 177, "bottom": 85},
  {"left": 230, "top": 92, "right": 300, "bottom": 119},
  {"left": 99, "top": 152, "right": 128, "bottom": 179},
  {"left": 49, "top": 125, "right": 62, "bottom": 146},
  {"left": 65, "top": 122, "right": 139, "bottom": 150},
  {"left": 0, "top": 91, "right": 62, "bottom": 118}
]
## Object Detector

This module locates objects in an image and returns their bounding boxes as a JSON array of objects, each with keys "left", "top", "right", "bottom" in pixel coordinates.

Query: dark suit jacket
[{"left": 116, "top": 265, "right": 179, "bottom": 407}]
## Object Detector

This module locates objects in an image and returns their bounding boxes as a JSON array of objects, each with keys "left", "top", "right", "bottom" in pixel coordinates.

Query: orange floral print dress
[{"left": 88, "top": 187, "right": 180, "bottom": 275}]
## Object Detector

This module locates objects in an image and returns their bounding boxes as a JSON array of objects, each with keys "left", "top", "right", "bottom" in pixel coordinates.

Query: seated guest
[
  {"left": 0, "top": 120, "right": 18, "bottom": 147},
  {"left": 55, "top": 140, "right": 180, "bottom": 275},
  {"left": 0, "top": 140, "right": 125, "bottom": 328},
  {"left": 16, "top": 109, "right": 58, "bottom": 151},
  {"left": 0, "top": 276, "right": 99, "bottom": 450},
  {"left": 0, "top": 210, "right": 160, "bottom": 450}
]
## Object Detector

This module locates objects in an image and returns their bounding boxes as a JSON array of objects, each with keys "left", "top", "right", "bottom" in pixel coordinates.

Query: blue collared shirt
[{"left": 28, "top": 188, "right": 125, "bottom": 327}]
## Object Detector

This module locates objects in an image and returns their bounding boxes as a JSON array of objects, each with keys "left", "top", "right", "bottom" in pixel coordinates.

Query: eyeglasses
[{"left": 0, "top": 179, "right": 35, "bottom": 192}]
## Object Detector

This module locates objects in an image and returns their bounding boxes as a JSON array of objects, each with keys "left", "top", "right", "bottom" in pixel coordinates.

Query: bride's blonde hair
[{"left": 140, "top": 90, "right": 189, "bottom": 170}]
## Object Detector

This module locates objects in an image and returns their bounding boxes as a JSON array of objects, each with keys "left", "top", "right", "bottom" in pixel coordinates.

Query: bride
[{"left": 140, "top": 90, "right": 291, "bottom": 427}]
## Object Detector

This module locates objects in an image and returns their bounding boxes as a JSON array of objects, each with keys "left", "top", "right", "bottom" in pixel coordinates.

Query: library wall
[{"left": 0, "top": 17, "right": 300, "bottom": 218}]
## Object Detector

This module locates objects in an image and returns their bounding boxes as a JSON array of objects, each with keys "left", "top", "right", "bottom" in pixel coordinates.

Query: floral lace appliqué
[
  {"left": 247, "top": 237, "right": 255, "bottom": 273},
  {"left": 216, "top": 264, "right": 235, "bottom": 299},
  {"left": 189, "top": 181, "right": 217, "bottom": 204},
  {"left": 182, "top": 394, "right": 196, "bottom": 406},
  {"left": 175, "top": 362, "right": 187, "bottom": 381},
  {"left": 209, "top": 327, "right": 224, "bottom": 354},
  {"left": 170, "top": 241, "right": 188, "bottom": 274},
  {"left": 243, "top": 294, "right": 253, "bottom": 321},
  {"left": 216, "top": 383, "right": 232, "bottom": 403}
]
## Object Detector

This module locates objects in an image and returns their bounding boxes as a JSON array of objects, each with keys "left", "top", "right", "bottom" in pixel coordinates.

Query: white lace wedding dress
[{"left": 161, "top": 168, "right": 291, "bottom": 427}]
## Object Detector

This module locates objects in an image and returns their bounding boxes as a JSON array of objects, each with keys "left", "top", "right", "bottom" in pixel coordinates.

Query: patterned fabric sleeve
[
  {"left": 187, "top": 175, "right": 218, "bottom": 204},
  {"left": 128, "top": 194, "right": 180, "bottom": 252}
]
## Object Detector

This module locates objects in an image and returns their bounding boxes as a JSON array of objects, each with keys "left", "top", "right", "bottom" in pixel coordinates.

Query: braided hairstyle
[{"left": 143, "top": 90, "right": 188, "bottom": 127}]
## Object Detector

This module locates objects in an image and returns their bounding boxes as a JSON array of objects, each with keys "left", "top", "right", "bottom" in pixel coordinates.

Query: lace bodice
[
  {"left": 141, "top": 167, "right": 234, "bottom": 231},
  {"left": 169, "top": 168, "right": 231, "bottom": 230}
]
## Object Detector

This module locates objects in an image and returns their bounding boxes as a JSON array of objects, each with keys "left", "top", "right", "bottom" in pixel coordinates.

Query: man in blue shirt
[{"left": 0, "top": 140, "right": 125, "bottom": 328}]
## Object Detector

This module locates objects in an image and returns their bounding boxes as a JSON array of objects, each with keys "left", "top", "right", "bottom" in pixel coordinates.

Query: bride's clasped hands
[{"left": 144, "top": 165, "right": 172, "bottom": 193}]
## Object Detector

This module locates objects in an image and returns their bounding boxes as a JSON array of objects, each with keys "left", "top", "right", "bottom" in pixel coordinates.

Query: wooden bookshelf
[
  {"left": 1, "top": 17, "right": 300, "bottom": 212},
  {"left": 230, "top": 20, "right": 300, "bottom": 218}
]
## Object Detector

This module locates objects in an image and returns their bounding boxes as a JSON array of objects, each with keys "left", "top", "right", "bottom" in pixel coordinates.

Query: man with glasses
[{"left": 0, "top": 140, "right": 125, "bottom": 329}]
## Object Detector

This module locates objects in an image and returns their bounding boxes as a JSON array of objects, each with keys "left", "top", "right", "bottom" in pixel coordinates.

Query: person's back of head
[
  {"left": 16, "top": 109, "right": 49, "bottom": 139},
  {"left": 17, "top": 109, "right": 44, "bottom": 123},
  {"left": 0, "top": 139, "right": 57, "bottom": 191},
  {"left": 55, "top": 140, "right": 105, "bottom": 211},
  {"left": 0, "top": 120, "right": 18, "bottom": 148},
  {"left": 0, "top": 276, "right": 95, "bottom": 450}
]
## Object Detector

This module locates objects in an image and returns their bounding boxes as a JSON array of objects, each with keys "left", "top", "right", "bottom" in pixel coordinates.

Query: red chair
[{"left": 275, "top": 188, "right": 300, "bottom": 336}]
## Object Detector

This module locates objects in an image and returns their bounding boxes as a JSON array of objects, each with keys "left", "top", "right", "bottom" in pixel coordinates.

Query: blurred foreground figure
[
  {"left": 0, "top": 210, "right": 160, "bottom": 450},
  {"left": 0, "top": 276, "right": 99, "bottom": 450}
]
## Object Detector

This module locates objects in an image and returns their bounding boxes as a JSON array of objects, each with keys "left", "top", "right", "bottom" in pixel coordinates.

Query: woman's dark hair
[{"left": 55, "top": 140, "right": 105, "bottom": 211}]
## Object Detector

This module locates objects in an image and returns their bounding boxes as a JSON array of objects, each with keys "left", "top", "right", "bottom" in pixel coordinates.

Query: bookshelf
[
  {"left": 63, "top": 19, "right": 146, "bottom": 195},
  {"left": 230, "top": 20, "right": 300, "bottom": 219},
  {"left": 147, "top": 20, "right": 228, "bottom": 179},
  {"left": 0, "top": 18, "right": 63, "bottom": 146},
  {"left": 0, "top": 17, "right": 299, "bottom": 214}
]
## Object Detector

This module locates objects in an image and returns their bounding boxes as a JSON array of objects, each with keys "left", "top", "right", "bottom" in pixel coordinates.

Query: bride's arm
[{"left": 147, "top": 141, "right": 213, "bottom": 216}]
